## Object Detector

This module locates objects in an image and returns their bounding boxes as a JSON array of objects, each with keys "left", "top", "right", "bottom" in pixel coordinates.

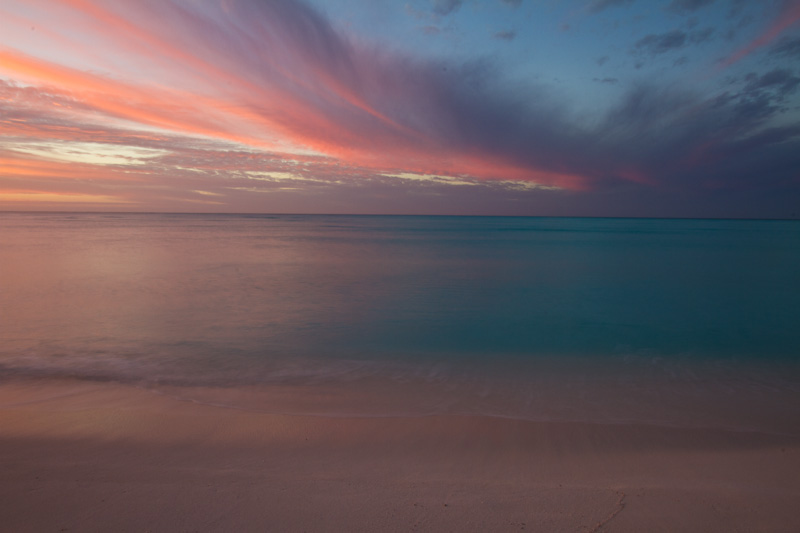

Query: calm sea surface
[{"left": 2, "top": 213, "right": 799, "bottom": 432}]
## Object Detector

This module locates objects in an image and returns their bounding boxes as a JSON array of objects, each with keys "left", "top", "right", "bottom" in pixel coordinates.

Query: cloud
[
  {"left": 594, "top": 77, "right": 619, "bottom": 84},
  {"left": 5, "top": 141, "right": 167, "bottom": 166},
  {"left": 666, "top": 0, "right": 716, "bottom": 14},
  {"left": 593, "top": 76, "right": 800, "bottom": 196},
  {"left": 493, "top": 30, "right": 516, "bottom": 41},
  {"left": 633, "top": 27, "right": 713, "bottom": 59},
  {"left": 719, "top": 1, "right": 800, "bottom": 68},
  {"left": 587, "top": 0, "right": 635, "bottom": 13},
  {"left": 743, "top": 69, "right": 800, "bottom": 101},
  {"left": 2, "top": 0, "right": 799, "bottom": 216},
  {"left": 770, "top": 35, "right": 800, "bottom": 58},
  {"left": 726, "top": 0, "right": 748, "bottom": 19},
  {"left": 404, "top": 4, "right": 429, "bottom": 21},
  {"left": 432, "top": 0, "right": 463, "bottom": 16},
  {"left": 380, "top": 172, "right": 479, "bottom": 186},
  {"left": 635, "top": 30, "right": 687, "bottom": 55},
  {"left": 500, "top": 0, "right": 522, "bottom": 7},
  {"left": 0, "top": 1, "right": 586, "bottom": 194},
  {"left": 689, "top": 27, "right": 715, "bottom": 44}
]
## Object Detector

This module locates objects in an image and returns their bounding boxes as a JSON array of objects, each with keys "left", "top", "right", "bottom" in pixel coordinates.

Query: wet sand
[{"left": 1, "top": 379, "right": 799, "bottom": 532}]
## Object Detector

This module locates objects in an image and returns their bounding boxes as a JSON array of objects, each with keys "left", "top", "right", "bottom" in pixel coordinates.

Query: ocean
[{"left": 2, "top": 213, "right": 799, "bottom": 433}]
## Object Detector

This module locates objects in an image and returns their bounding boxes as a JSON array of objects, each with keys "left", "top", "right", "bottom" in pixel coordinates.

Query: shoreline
[
  {"left": 5, "top": 349, "right": 799, "bottom": 437},
  {"left": 1, "top": 378, "right": 799, "bottom": 531}
]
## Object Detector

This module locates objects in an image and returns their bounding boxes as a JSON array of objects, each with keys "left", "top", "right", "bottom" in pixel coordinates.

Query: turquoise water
[{"left": 2, "top": 213, "right": 799, "bottom": 431}]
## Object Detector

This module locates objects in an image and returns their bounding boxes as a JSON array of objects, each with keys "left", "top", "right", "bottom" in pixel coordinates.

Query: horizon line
[{"left": 1, "top": 210, "right": 798, "bottom": 222}]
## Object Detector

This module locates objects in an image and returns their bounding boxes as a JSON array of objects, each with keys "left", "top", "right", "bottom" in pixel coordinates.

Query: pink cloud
[
  {"left": 3, "top": 0, "right": 798, "bottom": 216},
  {"left": 2, "top": 0, "right": 591, "bottom": 195},
  {"left": 719, "top": 1, "right": 800, "bottom": 69}
]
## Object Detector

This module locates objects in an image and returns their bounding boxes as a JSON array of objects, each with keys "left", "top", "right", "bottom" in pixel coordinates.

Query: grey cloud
[
  {"left": 722, "top": 125, "right": 800, "bottom": 156},
  {"left": 667, "top": 0, "right": 716, "bottom": 14},
  {"left": 432, "top": 0, "right": 463, "bottom": 16},
  {"left": 689, "top": 27, "right": 714, "bottom": 44},
  {"left": 727, "top": 0, "right": 747, "bottom": 19},
  {"left": 595, "top": 81, "right": 800, "bottom": 197},
  {"left": 635, "top": 30, "right": 687, "bottom": 55},
  {"left": 138, "top": 0, "right": 800, "bottom": 215},
  {"left": 596, "top": 55, "right": 610, "bottom": 65},
  {"left": 500, "top": 0, "right": 522, "bottom": 7},
  {"left": 727, "top": 91, "right": 780, "bottom": 126},
  {"left": 770, "top": 36, "right": 800, "bottom": 59},
  {"left": 743, "top": 69, "right": 800, "bottom": 101},
  {"left": 588, "top": 0, "right": 635, "bottom": 13},
  {"left": 493, "top": 30, "right": 516, "bottom": 41},
  {"left": 405, "top": 4, "right": 428, "bottom": 21},
  {"left": 409, "top": 59, "right": 800, "bottom": 201},
  {"left": 229, "top": 3, "right": 798, "bottom": 200},
  {"left": 594, "top": 77, "right": 619, "bottom": 84},
  {"left": 723, "top": 10, "right": 755, "bottom": 41},
  {"left": 8, "top": 0, "right": 800, "bottom": 217}
]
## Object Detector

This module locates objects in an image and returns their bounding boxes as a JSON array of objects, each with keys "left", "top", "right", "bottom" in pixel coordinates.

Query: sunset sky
[{"left": 1, "top": 0, "right": 799, "bottom": 217}]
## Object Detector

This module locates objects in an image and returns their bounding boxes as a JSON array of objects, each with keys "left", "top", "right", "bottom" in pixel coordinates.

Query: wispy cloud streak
[
  {"left": 1, "top": 0, "right": 799, "bottom": 215},
  {"left": 1, "top": 0, "right": 589, "bottom": 189},
  {"left": 719, "top": 1, "right": 800, "bottom": 68}
]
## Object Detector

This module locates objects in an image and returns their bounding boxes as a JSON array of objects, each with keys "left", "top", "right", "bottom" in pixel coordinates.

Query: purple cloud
[{"left": 2, "top": 0, "right": 799, "bottom": 217}]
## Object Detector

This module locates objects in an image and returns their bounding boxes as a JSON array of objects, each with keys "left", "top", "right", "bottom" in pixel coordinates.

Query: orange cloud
[
  {"left": 0, "top": 190, "right": 129, "bottom": 204},
  {"left": 0, "top": 154, "right": 137, "bottom": 181},
  {"left": 1, "top": 0, "right": 596, "bottom": 208},
  {"left": 0, "top": 48, "right": 286, "bottom": 150}
]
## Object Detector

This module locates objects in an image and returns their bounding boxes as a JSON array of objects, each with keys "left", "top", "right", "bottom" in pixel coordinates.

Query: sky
[{"left": 1, "top": 0, "right": 799, "bottom": 217}]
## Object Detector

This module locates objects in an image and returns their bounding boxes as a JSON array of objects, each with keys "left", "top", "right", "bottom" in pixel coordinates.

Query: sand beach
[{"left": 1, "top": 378, "right": 798, "bottom": 532}]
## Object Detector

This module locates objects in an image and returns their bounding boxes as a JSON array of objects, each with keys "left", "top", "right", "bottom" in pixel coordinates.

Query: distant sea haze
[{"left": 2, "top": 213, "right": 799, "bottom": 433}]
